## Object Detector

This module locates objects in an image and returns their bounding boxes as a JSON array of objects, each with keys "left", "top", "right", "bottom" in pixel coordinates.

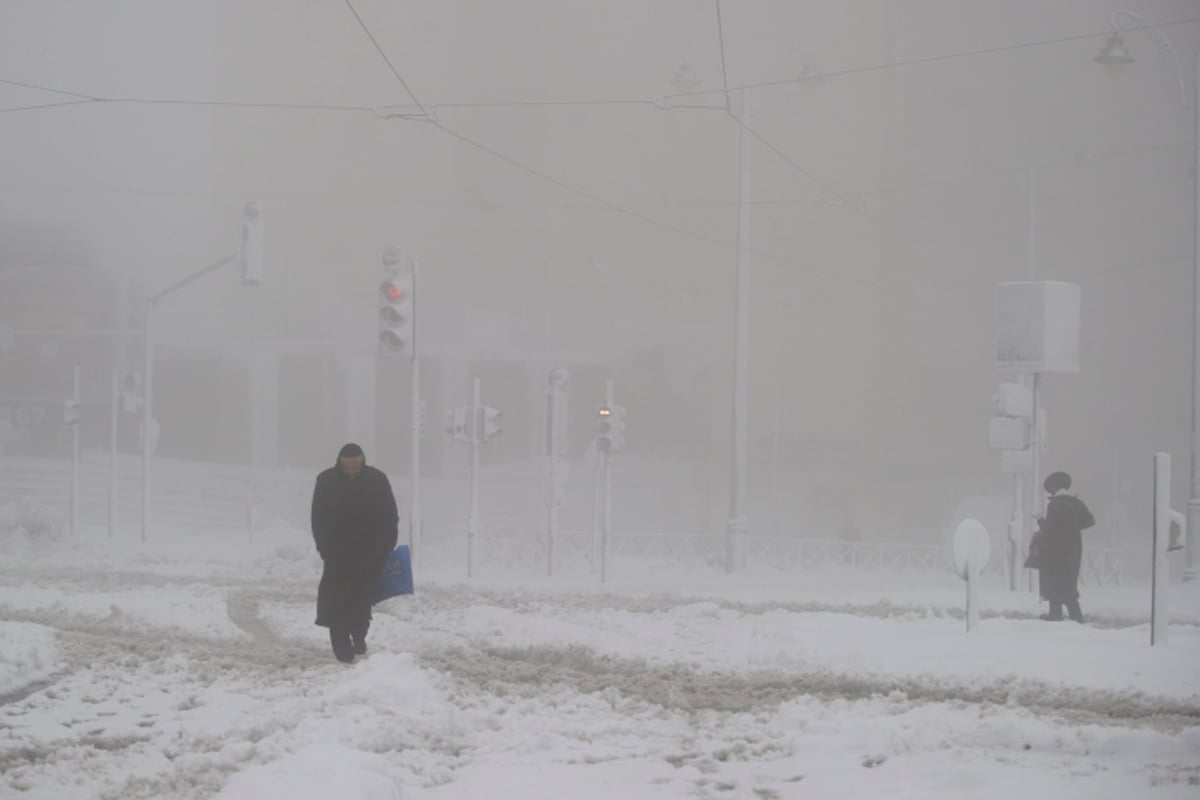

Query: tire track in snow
[
  {"left": 0, "top": 588, "right": 330, "bottom": 677},
  {"left": 414, "top": 640, "right": 1200, "bottom": 732},
  {"left": 0, "top": 677, "right": 60, "bottom": 708}
]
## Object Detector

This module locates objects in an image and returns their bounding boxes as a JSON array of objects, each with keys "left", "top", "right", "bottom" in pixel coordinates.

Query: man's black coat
[{"left": 310, "top": 461, "right": 399, "bottom": 629}]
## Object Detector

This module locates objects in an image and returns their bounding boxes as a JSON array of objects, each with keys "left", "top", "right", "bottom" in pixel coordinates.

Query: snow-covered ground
[{"left": 2, "top": 523, "right": 1198, "bottom": 799}]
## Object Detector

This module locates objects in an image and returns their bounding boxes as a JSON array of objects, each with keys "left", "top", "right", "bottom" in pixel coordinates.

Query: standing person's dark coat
[
  {"left": 1036, "top": 471, "right": 1095, "bottom": 622},
  {"left": 311, "top": 443, "right": 399, "bottom": 662}
]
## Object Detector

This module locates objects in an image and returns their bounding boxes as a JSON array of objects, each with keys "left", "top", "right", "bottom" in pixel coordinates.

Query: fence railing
[{"left": 1, "top": 454, "right": 1149, "bottom": 586}]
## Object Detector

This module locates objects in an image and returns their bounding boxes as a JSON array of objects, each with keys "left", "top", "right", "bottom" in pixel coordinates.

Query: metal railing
[{"left": 0, "top": 454, "right": 1147, "bottom": 586}]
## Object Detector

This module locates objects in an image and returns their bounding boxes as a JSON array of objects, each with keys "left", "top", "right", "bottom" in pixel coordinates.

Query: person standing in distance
[
  {"left": 311, "top": 443, "right": 398, "bottom": 662},
  {"left": 1036, "top": 470, "right": 1095, "bottom": 623}
]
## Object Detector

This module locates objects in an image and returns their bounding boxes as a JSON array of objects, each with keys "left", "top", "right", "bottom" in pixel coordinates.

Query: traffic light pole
[
  {"left": 70, "top": 365, "right": 80, "bottom": 537},
  {"left": 410, "top": 351, "right": 421, "bottom": 570},
  {"left": 593, "top": 378, "right": 615, "bottom": 583},
  {"left": 110, "top": 373, "right": 118, "bottom": 539},
  {"left": 409, "top": 260, "right": 422, "bottom": 572},
  {"left": 603, "top": 380, "right": 614, "bottom": 582}
]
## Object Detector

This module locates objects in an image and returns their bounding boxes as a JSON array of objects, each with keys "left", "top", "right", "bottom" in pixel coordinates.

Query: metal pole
[
  {"left": 592, "top": 451, "right": 602, "bottom": 575},
  {"left": 410, "top": 352, "right": 421, "bottom": 571},
  {"left": 1031, "top": 372, "right": 1043, "bottom": 519},
  {"left": 1152, "top": 452, "right": 1170, "bottom": 645},
  {"left": 1187, "top": 55, "right": 1200, "bottom": 582},
  {"left": 601, "top": 378, "right": 614, "bottom": 583},
  {"left": 965, "top": 568, "right": 980, "bottom": 633},
  {"left": 109, "top": 373, "right": 118, "bottom": 539},
  {"left": 771, "top": 347, "right": 782, "bottom": 538},
  {"left": 136, "top": 252, "right": 240, "bottom": 545},
  {"left": 141, "top": 305, "right": 153, "bottom": 543},
  {"left": 70, "top": 365, "right": 80, "bottom": 537},
  {"left": 467, "top": 377, "right": 480, "bottom": 579},
  {"left": 1009, "top": 170, "right": 1039, "bottom": 590},
  {"left": 1008, "top": 474, "right": 1023, "bottom": 591},
  {"left": 546, "top": 382, "right": 556, "bottom": 576},
  {"left": 727, "top": 87, "right": 751, "bottom": 573},
  {"left": 544, "top": 380, "right": 553, "bottom": 576},
  {"left": 544, "top": 370, "right": 567, "bottom": 577}
]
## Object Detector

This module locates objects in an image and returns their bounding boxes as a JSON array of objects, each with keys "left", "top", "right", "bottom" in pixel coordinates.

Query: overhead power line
[
  {"left": 336, "top": 0, "right": 858, "bottom": 279},
  {"left": 0, "top": 76, "right": 93, "bottom": 100},
  {"left": 714, "top": 0, "right": 733, "bottom": 113},
  {"left": 662, "top": 15, "right": 1200, "bottom": 99},
  {"left": 708, "top": 0, "right": 856, "bottom": 211},
  {"left": 0, "top": 99, "right": 95, "bottom": 115},
  {"left": 4, "top": 14, "right": 1190, "bottom": 116},
  {"left": 341, "top": 0, "right": 432, "bottom": 121}
]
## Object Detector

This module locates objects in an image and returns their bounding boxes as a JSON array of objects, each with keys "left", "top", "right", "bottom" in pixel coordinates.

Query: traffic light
[
  {"left": 64, "top": 398, "right": 79, "bottom": 426},
  {"left": 378, "top": 273, "right": 415, "bottom": 358},
  {"left": 445, "top": 408, "right": 468, "bottom": 441},
  {"left": 238, "top": 201, "right": 264, "bottom": 286},
  {"left": 597, "top": 404, "right": 626, "bottom": 452}
]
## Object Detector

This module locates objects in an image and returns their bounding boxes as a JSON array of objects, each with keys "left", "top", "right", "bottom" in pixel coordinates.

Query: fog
[{"left": 1, "top": 1, "right": 1197, "bottom": 555}]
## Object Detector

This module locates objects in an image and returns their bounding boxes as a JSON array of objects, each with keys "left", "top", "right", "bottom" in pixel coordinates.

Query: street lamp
[
  {"left": 1094, "top": 10, "right": 1198, "bottom": 581},
  {"left": 141, "top": 201, "right": 264, "bottom": 542},
  {"left": 1093, "top": 33, "right": 1136, "bottom": 77}
]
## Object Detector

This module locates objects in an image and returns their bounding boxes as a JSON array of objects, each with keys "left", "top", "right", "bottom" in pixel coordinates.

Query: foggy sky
[{"left": 1, "top": 0, "right": 1197, "bottom": 544}]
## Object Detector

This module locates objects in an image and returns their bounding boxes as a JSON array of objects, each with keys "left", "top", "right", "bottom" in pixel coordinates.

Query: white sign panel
[
  {"left": 988, "top": 416, "right": 1030, "bottom": 450},
  {"left": 995, "top": 281, "right": 1080, "bottom": 373},
  {"left": 1001, "top": 448, "right": 1033, "bottom": 475}
]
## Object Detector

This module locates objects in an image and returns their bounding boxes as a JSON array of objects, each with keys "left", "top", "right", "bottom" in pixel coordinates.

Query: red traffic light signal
[{"left": 378, "top": 274, "right": 415, "bottom": 358}]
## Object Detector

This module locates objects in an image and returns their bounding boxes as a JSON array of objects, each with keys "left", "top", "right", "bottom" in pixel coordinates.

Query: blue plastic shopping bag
[{"left": 372, "top": 545, "right": 414, "bottom": 604}]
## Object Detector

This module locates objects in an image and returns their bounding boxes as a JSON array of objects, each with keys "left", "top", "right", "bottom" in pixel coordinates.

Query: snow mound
[
  {"left": 0, "top": 496, "right": 66, "bottom": 547},
  {"left": 0, "top": 621, "right": 58, "bottom": 697},
  {"left": 215, "top": 743, "right": 405, "bottom": 800}
]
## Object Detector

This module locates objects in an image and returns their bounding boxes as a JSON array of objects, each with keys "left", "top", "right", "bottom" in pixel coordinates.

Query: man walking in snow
[
  {"left": 1035, "top": 471, "right": 1095, "bottom": 623},
  {"left": 311, "top": 443, "right": 399, "bottom": 663}
]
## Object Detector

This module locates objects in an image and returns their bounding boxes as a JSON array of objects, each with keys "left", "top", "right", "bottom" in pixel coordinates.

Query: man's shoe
[
  {"left": 330, "top": 629, "right": 355, "bottom": 663},
  {"left": 1039, "top": 614, "right": 1064, "bottom": 621},
  {"left": 351, "top": 636, "right": 367, "bottom": 656}
]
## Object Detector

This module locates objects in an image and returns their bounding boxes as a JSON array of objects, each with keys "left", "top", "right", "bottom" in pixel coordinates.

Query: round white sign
[{"left": 952, "top": 518, "right": 991, "bottom": 580}]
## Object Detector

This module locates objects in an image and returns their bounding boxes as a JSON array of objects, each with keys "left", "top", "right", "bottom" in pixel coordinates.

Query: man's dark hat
[
  {"left": 338, "top": 442, "right": 364, "bottom": 460},
  {"left": 1043, "top": 471, "right": 1071, "bottom": 494}
]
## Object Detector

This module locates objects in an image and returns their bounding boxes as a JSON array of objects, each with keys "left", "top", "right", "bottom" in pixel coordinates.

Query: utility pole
[
  {"left": 727, "top": 88, "right": 752, "bottom": 573},
  {"left": 140, "top": 202, "right": 262, "bottom": 542},
  {"left": 69, "top": 365, "right": 80, "bottom": 537},
  {"left": 467, "top": 377, "right": 481, "bottom": 579},
  {"left": 109, "top": 373, "right": 118, "bottom": 539},
  {"left": 544, "top": 367, "right": 569, "bottom": 576}
]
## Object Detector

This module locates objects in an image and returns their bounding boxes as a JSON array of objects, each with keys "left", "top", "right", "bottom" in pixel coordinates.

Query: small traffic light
[
  {"left": 597, "top": 405, "right": 625, "bottom": 452},
  {"left": 445, "top": 408, "right": 468, "bottom": 441},
  {"left": 239, "top": 201, "right": 264, "bottom": 286},
  {"left": 378, "top": 273, "right": 415, "bottom": 358}
]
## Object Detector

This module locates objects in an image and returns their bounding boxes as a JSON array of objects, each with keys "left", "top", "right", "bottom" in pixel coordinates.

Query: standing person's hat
[
  {"left": 338, "top": 442, "right": 364, "bottom": 459},
  {"left": 1043, "top": 471, "right": 1071, "bottom": 494}
]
